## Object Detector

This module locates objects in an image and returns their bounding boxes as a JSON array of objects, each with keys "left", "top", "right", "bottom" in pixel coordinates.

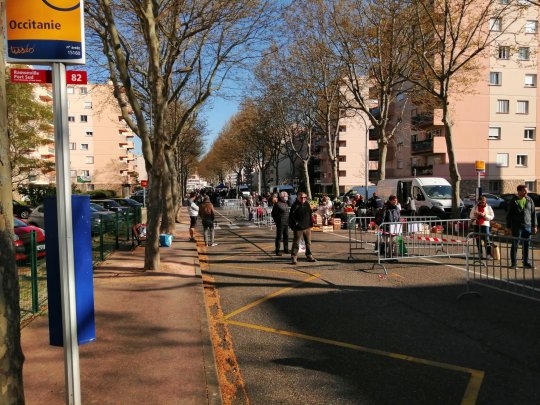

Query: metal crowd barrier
[
  {"left": 347, "top": 215, "right": 438, "bottom": 262},
  {"left": 248, "top": 206, "right": 274, "bottom": 228},
  {"left": 219, "top": 199, "right": 245, "bottom": 218},
  {"left": 460, "top": 232, "right": 539, "bottom": 301}
]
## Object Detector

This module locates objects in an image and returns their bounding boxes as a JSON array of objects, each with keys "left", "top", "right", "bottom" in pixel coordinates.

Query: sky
[{"left": 201, "top": 94, "right": 240, "bottom": 152}]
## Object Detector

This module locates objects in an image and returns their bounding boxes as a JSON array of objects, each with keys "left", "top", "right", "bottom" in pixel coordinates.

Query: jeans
[
  {"left": 291, "top": 228, "right": 313, "bottom": 257},
  {"left": 474, "top": 225, "right": 491, "bottom": 257},
  {"left": 275, "top": 222, "right": 289, "bottom": 253},
  {"left": 203, "top": 225, "right": 215, "bottom": 246},
  {"left": 511, "top": 226, "right": 532, "bottom": 265}
]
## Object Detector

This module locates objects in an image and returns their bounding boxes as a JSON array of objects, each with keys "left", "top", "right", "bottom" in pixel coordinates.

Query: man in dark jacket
[
  {"left": 271, "top": 191, "right": 290, "bottom": 256},
  {"left": 506, "top": 185, "right": 537, "bottom": 269},
  {"left": 288, "top": 192, "right": 316, "bottom": 264}
]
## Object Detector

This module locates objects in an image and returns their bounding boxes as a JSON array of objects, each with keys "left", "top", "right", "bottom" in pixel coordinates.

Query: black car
[
  {"left": 90, "top": 199, "right": 130, "bottom": 213},
  {"left": 13, "top": 200, "right": 33, "bottom": 219},
  {"left": 111, "top": 198, "right": 143, "bottom": 208}
]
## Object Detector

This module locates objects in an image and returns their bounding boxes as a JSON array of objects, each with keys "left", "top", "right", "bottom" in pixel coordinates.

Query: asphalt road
[{"left": 201, "top": 208, "right": 540, "bottom": 405}]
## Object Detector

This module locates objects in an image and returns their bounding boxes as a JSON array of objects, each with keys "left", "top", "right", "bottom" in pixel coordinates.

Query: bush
[{"left": 88, "top": 189, "right": 117, "bottom": 199}]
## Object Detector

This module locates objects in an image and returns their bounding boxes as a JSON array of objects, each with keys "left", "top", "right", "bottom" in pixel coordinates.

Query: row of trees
[{"left": 202, "top": 0, "right": 529, "bottom": 217}]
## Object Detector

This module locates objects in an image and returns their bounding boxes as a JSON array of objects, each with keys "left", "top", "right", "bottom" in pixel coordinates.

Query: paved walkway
[{"left": 21, "top": 209, "right": 221, "bottom": 404}]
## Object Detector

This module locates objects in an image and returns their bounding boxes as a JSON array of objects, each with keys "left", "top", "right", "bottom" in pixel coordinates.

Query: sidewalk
[{"left": 21, "top": 209, "right": 221, "bottom": 404}]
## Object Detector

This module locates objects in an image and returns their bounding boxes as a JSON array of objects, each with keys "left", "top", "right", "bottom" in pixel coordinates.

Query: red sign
[
  {"left": 140, "top": 180, "right": 148, "bottom": 187},
  {"left": 10, "top": 68, "right": 48, "bottom": 83},
  {"left": 66, "top": 70, "right": 88, "bottom": 84},
  {"left": 10, "top": 68, "right": 87, "bottom": 84}
]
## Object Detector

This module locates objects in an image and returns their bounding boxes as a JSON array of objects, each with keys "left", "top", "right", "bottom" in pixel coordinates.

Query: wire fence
[{"left": 17, "top": 207, "right": 141, "bottom": 323}]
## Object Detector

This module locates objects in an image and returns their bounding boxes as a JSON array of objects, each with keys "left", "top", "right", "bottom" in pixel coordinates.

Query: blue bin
[{"left": 159, "top": 234, "right": 173, "bottom": 247}]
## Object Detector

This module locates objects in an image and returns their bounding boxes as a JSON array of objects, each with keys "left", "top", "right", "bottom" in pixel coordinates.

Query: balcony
[
  {"left": 368, "top": 128, "right": 378, "bottom": 140},
  {"left": 411, "top": 165, "right": 433, "bottom": 176},
  {"left": 368, "top": 149, "right": 379, "bottom": 161},
  {"left": 411, "top": 112, "right": 434, "bottom": 128},
  {"left": 411, "top": 136, "right": 446, "bottom": 155}
]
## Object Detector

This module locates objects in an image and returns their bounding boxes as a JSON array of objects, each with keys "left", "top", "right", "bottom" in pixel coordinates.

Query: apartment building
[
  {"left": 29, "top": 82, "right": 137, "bottom": 194},
  {"left": 326, "top": 3, "right": 540, "bottom": 197}
]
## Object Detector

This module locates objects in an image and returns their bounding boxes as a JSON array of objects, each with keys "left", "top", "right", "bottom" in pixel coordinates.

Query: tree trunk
[
  {"left": 331, "top": 158, "right": 339, "bottom": 198},
  {"left": 144, "top": 143, "right": 164, "bottom": 270},
  {"left": 303, "top": 160, "right": 312, "bottom": 199},
  {"left": 0, "top": 11, "right": 26, "bottom": 400},
  {"left": 160, "top": 147, "right": 176, "bottom": 234},
  {"left": 442, "top": 103, "right": 461, "bottom": 218},
  {"left": 377, "top": 133, "right": 388, "bottom": 182}
]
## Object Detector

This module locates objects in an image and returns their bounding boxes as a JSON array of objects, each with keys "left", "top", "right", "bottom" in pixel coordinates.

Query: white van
[{"left": 376, "top": 177, "right": 463, "bottom": 218}]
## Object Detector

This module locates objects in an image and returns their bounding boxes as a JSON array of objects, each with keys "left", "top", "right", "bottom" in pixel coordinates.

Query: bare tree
[
  {"left": 0, "top": 0, "right": 25, "bottom": 400},
  {"left": 283, "top": 0, "right": 349, "bottom": 198},
  {"left": 329, "top": 0, "right": 415, "bottom": 181},
  {"left": 86, "top": 0, "right": 275, "bottom": 269},
  {"left": 405, "top": 0, "right": 523, "bottom": 216}
]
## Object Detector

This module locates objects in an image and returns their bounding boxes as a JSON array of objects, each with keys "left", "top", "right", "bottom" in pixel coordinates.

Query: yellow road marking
[
  {"left": 212, "top": 263, "right": 306, "bottom": 275},
  {"left": 223, "top": 274, "right": 321, "bottom": 320},
  {"left": 226, "top": 320, "right": 485, "bottom": 404}
]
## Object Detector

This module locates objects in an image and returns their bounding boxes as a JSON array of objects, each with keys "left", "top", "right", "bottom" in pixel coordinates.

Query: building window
[
  {"left": 68, "top": 116, "right": 75, "bottom": 122},
  {"left": 397, "top": 160, "right": 404, "bottom": 169},
  {"left": 67, "top": 87, "right": 74, "bottom": 94},
  {"left": 87, "top": 184, "right": 95, "bottom": 191},
  {"left": 518, "top": 47, "right": 530, "bottom": 60},
  {"left": 411, "top": 134, "right": 418, "bottom": 143},
  {"left": 517, "top": 100, "right": 529, "bottom": 114},
  {"left": 81, "top": 143, "right": 89, "bottom": 150},
  {"left": 524, "top": 127, "right": 536, "bottom": 140},
  {"left": 338, "top": 140, "right": 347, "bottom": 147},
  {"left": 498, "top": 0, "right": 509, "bottom": 4},
  {"left": 524, "top": 74, "right": 537, "bottom": 87},
  {"left": 497, "top": 99, "right": 509, "bottom": 113},
  {"left": 338, "top": 155, "right": 346, "bottom": 162},
  {"left": 85, "top": 156, "right": 94, "bottom": 164},
  {"left": 80, "top": 115, "right": 88, "bottom": 122},
  {"left": 489, "top": 127, "right": 501, "bottom": 140},
  {"left": 489, "top": 72, "right": 501, "bottom": 85},
  {"left": 490, "top": 18, "right": 502, "bottom": 31},
  {"left": 496, "top": 153, "right": 508, "bottom": 167},
  {"left": 498, "top": 46, "right": 510, "bottom": 59},
  {"left": 80, "top": 87, "right": 87, "bottom": 94},
  {"left": 517, "top": 154, "right": 528, "bottom": 166},
  {"left": 84, "top": 101, "right": 92, "bottom": 109},
  {"left": 525, "top": 181, "right": 535, "bottom": 192},
  {"left": 338, "top": 170, "right": 346, "bottom": 177},
  {"left": 81, "top": 170, "right": 90, "bottom": 176},
  {"left": 69, "top": 142, "right": 76, "bottom": 150},
  {"left": 338, "top": 125, "right": 347, "bottom": 132},
  {"left": 488, "top": 180, "right": 502, "bottom": 193},
  {"left": 86, "top": 131, "right": 93, "bottom": 137},
  {"left": 525, "top": 20, "right": 538, "bottom": 33}
]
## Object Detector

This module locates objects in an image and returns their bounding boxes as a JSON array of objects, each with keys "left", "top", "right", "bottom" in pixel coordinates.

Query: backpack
[{"left": 374, "top": 207, "right": 386, "bottom": 225}]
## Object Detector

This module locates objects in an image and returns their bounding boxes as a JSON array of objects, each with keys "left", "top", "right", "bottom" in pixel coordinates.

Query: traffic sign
[
  {"left": 6, "top": 0, "right": 86, "bottom": 64},
  {"left": 475, "top": 160, "right": 486, "bottom": 172},
  {"left": 140, "top": 180, "right": 148, "bottom": 188},
  {"left": 10, "top": 68, "right": 87, "bottom": 84}
]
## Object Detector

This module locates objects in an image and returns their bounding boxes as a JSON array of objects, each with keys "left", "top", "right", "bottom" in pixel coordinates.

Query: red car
[{"left": 13, "top": 218, "right": 46, "bottom": 262}]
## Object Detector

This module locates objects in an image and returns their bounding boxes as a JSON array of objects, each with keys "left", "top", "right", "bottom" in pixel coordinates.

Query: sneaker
[
  {"left": 291, "top": 257, "right": 297, "bottom": 265},
  {"left": 487, "top": 255, "right": 494, "bottom": 260},
  {"left": 523, "top": 262, "right": 536, "bottom": 269},
  {"left": 211, "top": 243, "right": 218, "bottom": 247},
  {"left": 306, "top": 256, "right": 317, "bottom": 262},
  {"left": 510, "top": 263, "right": 517, "bottom": 269},
  {"left": 189, "top": 238, "right": 196, "bottom": 242},
  {"left": 275, "top": 251, "right": 282, "bottom": 256}
]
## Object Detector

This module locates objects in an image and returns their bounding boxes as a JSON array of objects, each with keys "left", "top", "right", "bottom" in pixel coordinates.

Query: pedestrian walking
[
  {"left": 288, "top": 192, "right": 316, "bottom": 264},
  {"left": 271, "top": 191, "right": 290, "bottom": 256},
  {"left": 405, "top": 195, "right": 416, "bottom": 216},
  {"left": 506, "top": 185, "right": 537, "bottom": 269},
  {"left": 188, "top": 192, "right": 199, "bottom": 242},
  {"left": 199, "top": 196, "right": 217, "bottom": 246},
  {"left": 469, "top": 195, "right": 495, "bottom": 259}
]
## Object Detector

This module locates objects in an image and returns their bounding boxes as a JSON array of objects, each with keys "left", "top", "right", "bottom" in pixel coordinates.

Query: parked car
[
  {"left": 111, "top": 197, "right": 143, "bottom": 208},
  {"left": 13, "top": 217, "right": 45, "bottom": 262},
  {"left": 27, "top": 205, "right": 45, "bottom": 228},
  {"left": 463, "top": 193, "right": 505, "bottom": 209},
  {"left": 13, "top": 200, "right": 33, "bottom": 219},
  {"left": 91, "top": 199, "right": 130, "bottom": 213},
  {"left": 89, "top": 203, "right": 116, "bottom": 234}
]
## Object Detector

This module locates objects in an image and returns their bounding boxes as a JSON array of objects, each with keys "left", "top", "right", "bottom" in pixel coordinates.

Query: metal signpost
[{"left": 6, "top": 1, "right": 86, "bottom": 404}]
